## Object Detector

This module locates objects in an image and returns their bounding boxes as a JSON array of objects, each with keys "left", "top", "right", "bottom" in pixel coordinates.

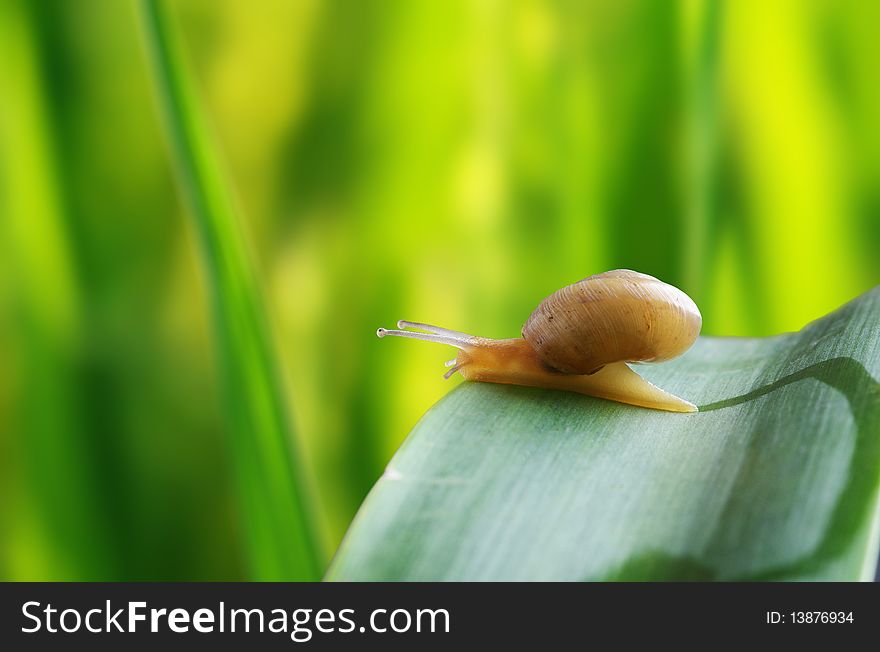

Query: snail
[{"left": 377, "top": 270, "right": 702, "bottom": 412}]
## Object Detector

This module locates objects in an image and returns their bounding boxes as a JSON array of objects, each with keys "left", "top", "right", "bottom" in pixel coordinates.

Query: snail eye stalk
[
  {"left": 396, "top": 321, "right": 476, "bottom": 341},
  {"left": 377, "top": 321, "right": 477, "bottom": 379},
  {"left": 377, "top": 321, "right": 478, "bottom": 349}
]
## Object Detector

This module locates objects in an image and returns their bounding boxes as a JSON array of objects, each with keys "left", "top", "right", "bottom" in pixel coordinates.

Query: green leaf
[{"left": 328, "top": 288, "right": 880, "bottom": 581}]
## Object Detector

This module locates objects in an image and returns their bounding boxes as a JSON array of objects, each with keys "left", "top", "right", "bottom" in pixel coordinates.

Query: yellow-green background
[{"left": 1, "top": 0, "right": 878, "bottom": 579}]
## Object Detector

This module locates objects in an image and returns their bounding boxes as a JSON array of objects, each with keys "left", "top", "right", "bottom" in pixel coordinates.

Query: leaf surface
[{"left": 329, "top": 289, "right": 880, "bottom": 580}]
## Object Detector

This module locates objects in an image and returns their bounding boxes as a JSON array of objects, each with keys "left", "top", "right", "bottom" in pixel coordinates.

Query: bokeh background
[{"left": 1, "top": 0, "right": 878, "bottom": 580}]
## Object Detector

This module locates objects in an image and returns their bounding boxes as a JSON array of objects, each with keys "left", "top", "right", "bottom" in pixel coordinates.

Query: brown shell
[{"left": 521, "top": 270, "right": 702, "bottom": 374}]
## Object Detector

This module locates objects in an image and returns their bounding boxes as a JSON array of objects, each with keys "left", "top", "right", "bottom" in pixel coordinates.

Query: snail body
[{"left": 377, "top": 270, "right": 702, "bottom": 413}]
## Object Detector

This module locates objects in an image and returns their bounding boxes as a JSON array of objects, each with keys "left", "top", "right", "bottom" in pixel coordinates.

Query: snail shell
[{"left": 522, "top": 270, "right": 702, "bottom": 375}]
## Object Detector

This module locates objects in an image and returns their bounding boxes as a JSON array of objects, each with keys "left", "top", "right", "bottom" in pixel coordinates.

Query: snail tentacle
[
  {"left": 396, "top": 320, "right": 477, "bottom": 341},
  {"left": 376, "top": 327, "right": 468, "bottom": 349},
  {"left": 443, "top": 363, "right": 464, "bottom": 379}
]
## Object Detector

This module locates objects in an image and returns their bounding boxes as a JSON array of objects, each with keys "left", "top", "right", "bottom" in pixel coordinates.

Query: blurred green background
[{"left": 1, "top": 0, "right": 878, "bottom": 580}]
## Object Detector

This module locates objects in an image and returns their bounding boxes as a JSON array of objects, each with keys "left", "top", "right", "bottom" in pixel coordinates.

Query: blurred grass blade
[
  {"left": 138, "top": 0, "right": 321, "bottom": 580},
  {"left": 0, "top": 0, "right": 110, "bottom": 579},
  {"left": 683, "top": 0, "right": 722, "bottom": 299},
  {"left": 329, "top": 288, "right": 880, "bottom": 580}
]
